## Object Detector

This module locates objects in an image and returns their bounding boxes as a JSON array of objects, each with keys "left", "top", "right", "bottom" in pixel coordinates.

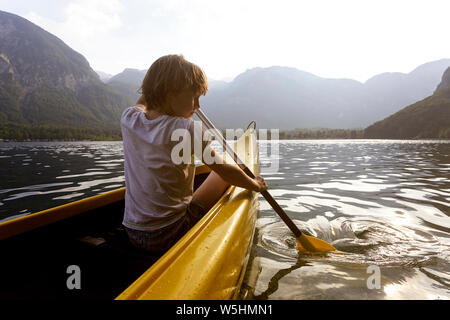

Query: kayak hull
[{"left": 117, "top": 128, "right": 260, "bottom": 300}]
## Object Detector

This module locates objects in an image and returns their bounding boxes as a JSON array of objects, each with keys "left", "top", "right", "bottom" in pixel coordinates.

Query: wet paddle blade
[{"left": 297, "top": 233, "right": 337, "bottom": 253}]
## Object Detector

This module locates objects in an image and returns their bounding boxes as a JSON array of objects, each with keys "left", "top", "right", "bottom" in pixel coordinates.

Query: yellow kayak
[{"left": 0, "top": 128, "right": 259, "bottom": 300}]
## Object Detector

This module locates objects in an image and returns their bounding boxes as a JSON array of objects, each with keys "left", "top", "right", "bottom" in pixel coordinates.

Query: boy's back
[{"left": 121, "top": 106, "right": 196, "bottom": 232}]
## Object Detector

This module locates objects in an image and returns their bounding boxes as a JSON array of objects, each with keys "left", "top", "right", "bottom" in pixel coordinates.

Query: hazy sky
[{"left": 1, "top": 0, "right": 449, "bottom": 82}]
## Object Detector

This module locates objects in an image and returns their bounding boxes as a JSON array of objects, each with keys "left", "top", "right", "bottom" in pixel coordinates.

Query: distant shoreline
[
  {"left": 2, "top": 125, "right": 449, "bottom": 141},
  {"left": 1, "top": 127, "right": 449, "bottom": 142}
]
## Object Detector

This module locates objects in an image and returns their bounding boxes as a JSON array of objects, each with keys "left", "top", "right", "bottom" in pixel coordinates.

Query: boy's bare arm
[{"left": 204, "top": 150, "right": 268, "bottom": 192}]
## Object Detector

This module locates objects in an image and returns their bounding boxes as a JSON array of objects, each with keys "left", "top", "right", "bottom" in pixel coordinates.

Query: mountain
[
  {"left": 201, "top": 66, "right": 367, "bottom": 129},
  {"left": 96, "top": 70, "right": 113, "bottom": 82},
  {"left": 201, "top": 60, "right": 450, "bottom": 129},
  {"left": 0, "top": 10, "right": 133, "bottom": 140},
  {"left": 362, "top": 59, "right": 450, "bottom": 122},
  {"left": 364, "top": 67, "right": 450, "bottom": 139},
  {"left": 1, "top": 10, "right": 448, "bottom": 139},
  {"left": 109, "top": 60, "right": 450, "bottom": 130},
  {"left": 435, "top": 66, "right": 450, "bottom": 93},
  {"left": 106, "top": 68, "right": 146, "bottom": 103},
  {"left": 207, "top": 78, "right": 229, "bottom": 90}
]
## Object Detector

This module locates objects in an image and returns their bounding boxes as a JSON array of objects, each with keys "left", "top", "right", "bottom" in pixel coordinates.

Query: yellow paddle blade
[{"left": 297, "top": 233, "right": 337, "bottom": 253}]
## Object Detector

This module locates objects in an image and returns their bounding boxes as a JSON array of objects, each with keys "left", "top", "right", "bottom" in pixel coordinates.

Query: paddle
[{"left": 195, "top": 109, "right": 336, "bottom": 253}]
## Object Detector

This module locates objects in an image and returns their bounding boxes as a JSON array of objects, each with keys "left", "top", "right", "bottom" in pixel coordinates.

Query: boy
[{"left": 121, "top": 54, "right": 268, "bottom": 255}]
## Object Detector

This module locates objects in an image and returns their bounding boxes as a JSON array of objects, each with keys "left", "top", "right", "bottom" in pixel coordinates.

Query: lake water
[
  {"left": 0, "top": 140, "right": 449, "bottom": 300},
  {"left": 0, "top": 141, "right": 125, "bottom": 221},
  {"left": 248, "top": 140, "right": 450, "bottom": 300}
]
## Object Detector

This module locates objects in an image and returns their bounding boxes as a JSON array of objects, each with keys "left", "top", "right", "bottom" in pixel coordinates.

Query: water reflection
[
  {"left": 0, "top": 141, "right": 125, "bottom": 220},
  {"left": 1, "top": 139, "right": 449, "bottom": 299},
  {"left": 246, "top": 140, "right": 450, "bottom": 300}
]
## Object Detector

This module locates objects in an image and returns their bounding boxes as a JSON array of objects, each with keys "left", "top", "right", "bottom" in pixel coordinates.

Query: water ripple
[
  {"left": 1, "top": 139, "right": 449, "bottom": 299},
  {"left": 250, "top": 140, "right": 450, "bottom": 300},
  {"left": 0, "top": 141, "right": 125, "bottom": 221}
]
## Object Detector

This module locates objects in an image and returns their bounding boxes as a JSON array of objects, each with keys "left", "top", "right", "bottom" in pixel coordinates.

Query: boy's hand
[{"left": 252, "top": 176, "right": 268, "bottom": 192}]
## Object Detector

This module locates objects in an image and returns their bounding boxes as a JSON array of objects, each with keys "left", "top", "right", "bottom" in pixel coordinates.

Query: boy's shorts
[{"left": 124, "top": 198, "right": 207, "bottom": 255}]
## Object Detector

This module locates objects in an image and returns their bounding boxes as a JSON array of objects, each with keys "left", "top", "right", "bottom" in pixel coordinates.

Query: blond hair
[{"left": 139, "top": 54, "right": 208, "bottom": 111}]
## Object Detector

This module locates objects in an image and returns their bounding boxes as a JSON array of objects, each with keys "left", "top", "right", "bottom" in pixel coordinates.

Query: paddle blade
[{"left": 297, "top": 234, "right": 337, "bottom": 253}]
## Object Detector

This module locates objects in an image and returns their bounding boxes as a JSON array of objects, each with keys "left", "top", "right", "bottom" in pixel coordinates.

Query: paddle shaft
[{"left": 195, "top": 109, "right": 303, "bottom": 238}]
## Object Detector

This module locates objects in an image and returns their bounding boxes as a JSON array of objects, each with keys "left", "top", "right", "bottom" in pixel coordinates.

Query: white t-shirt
[{"left": 120, "top": 106, "right": 209, "bottom": 231}]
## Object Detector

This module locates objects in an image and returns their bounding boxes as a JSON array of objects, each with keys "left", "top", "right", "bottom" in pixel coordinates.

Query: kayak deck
[{"left": 116, "top": 129, "right": 259, "bottom": 300}]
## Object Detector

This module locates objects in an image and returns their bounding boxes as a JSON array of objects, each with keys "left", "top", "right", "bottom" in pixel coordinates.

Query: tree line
[
  {"left": 0, "top": 124, "right": 122, "bottom": 141},
  {"left": 0, "top": 125, "right": 367, "bottom": 141},
  {"left": 253, "top": 128, "right": 365, "bottom": 140}
]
